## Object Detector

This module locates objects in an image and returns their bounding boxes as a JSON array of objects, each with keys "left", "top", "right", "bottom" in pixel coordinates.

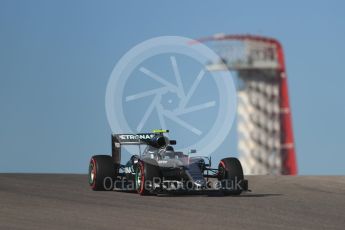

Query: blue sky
[{"left": 0, "top": 0, "right": 344, "bottom": 174}]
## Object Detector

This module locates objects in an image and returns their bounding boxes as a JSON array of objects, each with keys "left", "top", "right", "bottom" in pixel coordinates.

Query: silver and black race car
[{"left": 88, "top": 130, "right": 249, "bottom": 195}]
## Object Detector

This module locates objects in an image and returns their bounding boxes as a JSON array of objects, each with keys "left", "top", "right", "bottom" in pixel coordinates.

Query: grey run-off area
[{"left": 0, "top": 174, "right": 344, "bottom": 230}]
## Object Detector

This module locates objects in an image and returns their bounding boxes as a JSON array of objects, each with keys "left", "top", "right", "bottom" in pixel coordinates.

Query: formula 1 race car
[{"left": 88, "top": 130, "right": 249, "bottom": 195}]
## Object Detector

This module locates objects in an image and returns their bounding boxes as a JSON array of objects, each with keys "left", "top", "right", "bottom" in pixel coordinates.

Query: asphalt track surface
[{"left": 0, "top": 174, "right": 345, "bottom": 230}]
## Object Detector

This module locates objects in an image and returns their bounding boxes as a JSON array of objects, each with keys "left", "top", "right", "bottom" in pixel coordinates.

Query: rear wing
[
  {"left": 111, "top": 131, "right": 169, "bottom": 168},
  {"left": 113, "top": 133, "right": 156, "bottom": 145}
]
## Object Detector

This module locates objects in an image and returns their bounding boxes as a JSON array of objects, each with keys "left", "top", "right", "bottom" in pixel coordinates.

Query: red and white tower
[{"left": 198, "top": 34, "right": 297, "bottom": 175}]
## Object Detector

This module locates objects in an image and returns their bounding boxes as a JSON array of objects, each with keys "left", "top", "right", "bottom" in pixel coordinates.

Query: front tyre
[
  {"left": 135, "top": 159, "right": 161, "bottom": 195},
  {"left": 89, "top": 155, "right": 115, "bottom": 191},
  {"left": 218, "top": 157, "right": 244, "bottom": 195}
]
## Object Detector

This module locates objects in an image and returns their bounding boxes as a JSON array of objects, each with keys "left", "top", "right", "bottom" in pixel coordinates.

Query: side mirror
[{"left": 169, "top": 140, "right": 177, "bottom": 145}]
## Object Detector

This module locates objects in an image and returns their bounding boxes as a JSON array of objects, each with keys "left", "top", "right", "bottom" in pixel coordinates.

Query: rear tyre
[
  {"left": 218, "top": 157, "right": 244, "bottom": 195},
  {"left": 89, "top": 155, "right": 115, "bottom": 191},
  {"left": 135, "top": 158, "right": 161, "bottom": 195}
]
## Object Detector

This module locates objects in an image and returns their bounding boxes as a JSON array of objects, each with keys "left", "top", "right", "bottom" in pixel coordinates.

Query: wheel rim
[
  {"left": 218, "top": 161, "right": 226, "bottom": 179},
  {"left": 89, "top": 159, "right": 96, "bottom": 186},
  {"left": 135, "top": 163, "right": 144, "bottom": 193}
]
